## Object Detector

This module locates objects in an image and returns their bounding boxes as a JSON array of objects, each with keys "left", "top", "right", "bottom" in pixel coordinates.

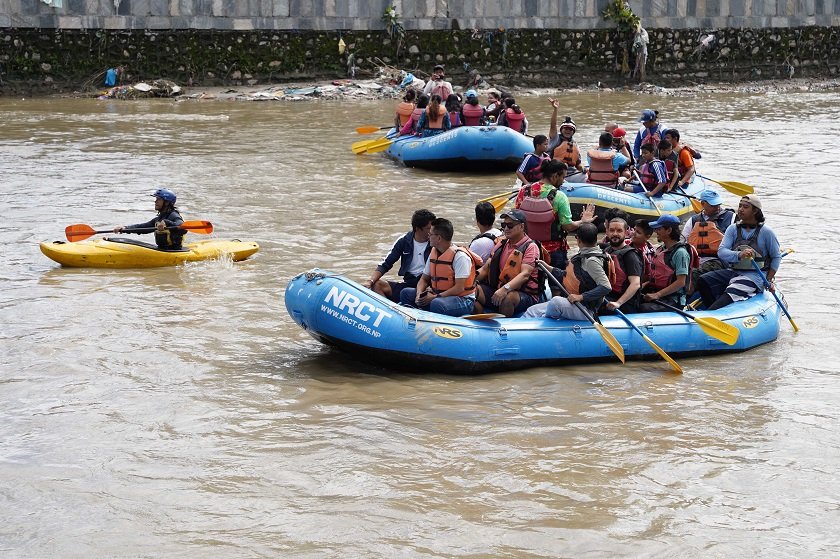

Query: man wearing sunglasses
[{"left": 474, "top": 209, "right": 542, "bottom": 317}]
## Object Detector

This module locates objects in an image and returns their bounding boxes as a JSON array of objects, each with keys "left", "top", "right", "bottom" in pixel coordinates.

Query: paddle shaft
[
  {"left": 671, "top": 188, "right": 704, "bottom": 212},
  {"left": 750, "top": 259, "right": 799, "bottom": 331},
  {"left": 614, "top": 308, "right": 682, "bottom": 374},
  {"left": 538, "top": 262, "right": 597, "bottom": 323},
  {"left": 632, "top": 170, "right": 663, "bottom": 216}
]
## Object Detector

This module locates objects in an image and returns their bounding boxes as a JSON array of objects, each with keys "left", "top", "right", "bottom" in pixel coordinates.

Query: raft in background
[
  {"left": 564, "top": 176, "right": 707, "bottom": 226},
  {"left": 384, "top": 126, "right": 533, "bottom": 172},
  {"left": 40, "top": 237, "right": 260, "bottom": 268},
  {"left": 285, "top": 269, "right": 784, "bottom": 374}
]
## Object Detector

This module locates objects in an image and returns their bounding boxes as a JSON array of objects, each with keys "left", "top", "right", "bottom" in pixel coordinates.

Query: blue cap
[
  {"left": 465, "top": 89, "right": 478, "bottom": 98},
  {"left": 649, "top": 214, "right": 681, "bottom": 229},
  {"left": 639, "top": 109, "right": 657, "bottom": 122},
  {"left": 699, "top": 189, "right": 723, "bottom": 205},
  {"left": 151, "top": 188, "right": 176, "bottom": 203}
]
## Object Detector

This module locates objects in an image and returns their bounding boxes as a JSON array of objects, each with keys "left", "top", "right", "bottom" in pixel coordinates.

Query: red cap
[{"left": 611, "top": 127, "right": 627, "bottom": 138}]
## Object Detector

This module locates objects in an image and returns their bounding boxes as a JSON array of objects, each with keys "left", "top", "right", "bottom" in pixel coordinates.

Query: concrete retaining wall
[{"left": 2, "top": 0, "right": 839, "bottom": 30}]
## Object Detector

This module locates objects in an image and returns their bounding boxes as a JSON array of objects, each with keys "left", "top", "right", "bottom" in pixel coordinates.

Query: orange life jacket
[
  {"left": 429, "top": 246, "right": 482, "bottom": 296},
  {"left": 396, "top": 101, "right": 415, "bottom": 126},
  {"left": 562, "top": 252, "right": 616, "bottom": 296},
  {"left": 552, "top": 139, "right": 581, "bottom": 168},
  {"left": 504, "top": 108, "right": 526, "bottom": 132},
  {"left": 686, "top": 211, "right": 734, "bottom": 257},
  {"left": 425, "top": 106, "right": 445, "bottom": 129},
  {"left": 587, "top": 149, "right": 619, "bottom": 187},
  {"left": 461, "top": 103, "right": 484, "bottom": 126}
]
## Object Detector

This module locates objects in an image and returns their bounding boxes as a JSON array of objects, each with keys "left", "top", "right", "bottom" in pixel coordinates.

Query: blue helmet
[{"left": 151, "top": 188, "right": 176, "bottom": 204}]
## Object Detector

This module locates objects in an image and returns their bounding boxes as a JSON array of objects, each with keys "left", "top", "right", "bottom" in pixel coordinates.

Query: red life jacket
[
  {"left": 606, "top": 245, "right": 639, "bottom": 296},
  {"left": 461, "top": 103, "right": 484, "bottom": 126},
  {"left": 430, "top": 82, "right": 452, "bottom": 100},
  {"left": 587, "top": 149, "right": 619, "bottom": 187},
  {"left": 552, "top": 139, "right": 581, "bottom": 168},
  {"left": 396, "top": 101, "right": 415, "bottom": 126},
  {"left": 517, "top": 183, "right": 558, "bottom": 243},
  {"left": 648, "top": 242, "right": 700, "bottom": 292},
  {"left": 638, "top": 124, "right": 664, "bottom": 156},
  {"left": 522, "top": 153, "right": 551, "bottom": 183},
  {"left": 662, "top": 152, "right": 678, "bottom": 182},
  {"left": 449, "top": 111, "right": 461, "bottom": 127},
  {"left": 639, "top": 161, "right": 658, "bottom": 188},
  {"left": 429, "top": 246, "right": 482, "bottom": 296},
  {"left": 504, "top": 108, "right": 526, "bottom": 132}
]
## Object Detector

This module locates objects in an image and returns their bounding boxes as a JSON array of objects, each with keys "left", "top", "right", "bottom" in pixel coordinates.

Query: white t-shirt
[
  {"left": 469, "top": 228, "right": 502, "bottom": 263},
  {"left": 423, "top": 249, "right": 475, "bottom": 298},
  {"left": 407, "top": 239, "right": 428, "bottom": 277}
]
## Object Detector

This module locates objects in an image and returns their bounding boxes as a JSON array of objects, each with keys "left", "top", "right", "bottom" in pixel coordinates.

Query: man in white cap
[
  {"left": 695, "top": 194, "right": 782, "bottom": 310},
  {"left": 682, "top": 189, "right": 736, "bottom": 292}
]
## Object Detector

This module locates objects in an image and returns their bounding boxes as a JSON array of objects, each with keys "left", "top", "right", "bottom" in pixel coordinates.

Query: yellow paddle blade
[
  {"left": 702, "top": 176, "right": 755, "bottom": 196},
  {"left": 478, "top": 190, "right": 517, "bottom": 203},
  {"left": 642, "top": 333, "right": 683, "bottom": 374},
  {"left": 694, "top": 316, "right": 740, "bottom": 346},
  {"left": 352, "top": 138, "right": 380, "bottom": 154},
  {"left": 491, "top": 196, "right": 511, "bottom": 213},
  {"left": 689, "top": 197, "right": 703, "bottom": 213},
  {"left": 788, "top": 318, "right": 800, "bottom": 332},
  {"left": 594, "top": 322, "right": 625, "bottom": 363},
  {"left": 363, "top": 137, "right": 394, "bottom": 154}
]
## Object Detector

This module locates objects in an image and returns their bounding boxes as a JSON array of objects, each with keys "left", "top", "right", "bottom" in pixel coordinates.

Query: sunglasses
[{"left": 500, "top": 221, "right": 521, "bottom": 229}]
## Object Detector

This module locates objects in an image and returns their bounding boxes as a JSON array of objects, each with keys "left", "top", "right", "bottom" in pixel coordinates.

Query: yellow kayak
[{"left": 40, "top": 237, "right": 260, "bottom": 268}]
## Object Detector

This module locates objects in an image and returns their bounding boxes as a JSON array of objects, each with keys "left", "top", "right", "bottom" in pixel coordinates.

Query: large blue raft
[
  {"left": 384, "top": 126, "right": 533, "bottom": 172},
  {"left": 285, "top": 269, "right": 784, "bottom": 374}
]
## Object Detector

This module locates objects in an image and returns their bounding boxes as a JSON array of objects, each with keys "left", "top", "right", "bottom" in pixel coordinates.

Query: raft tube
[
  {"left": 285, "top": 269, "right": 784, "bottom": 374},
  {"left": 564, "top": 176, "right": 707, "bottom": 226},
  {"left": 40, "top": 237, "right": 260, "bottom": 268},
  {"left": 384, "top": 126, "right": 533, "bottom": 172}
]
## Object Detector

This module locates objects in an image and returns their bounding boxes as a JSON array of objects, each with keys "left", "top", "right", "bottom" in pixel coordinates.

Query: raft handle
[{"left": 497, "top": 326, "right": 508, "bottom": 340}]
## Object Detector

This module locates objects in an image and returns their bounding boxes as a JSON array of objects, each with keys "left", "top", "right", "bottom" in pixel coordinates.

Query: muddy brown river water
[{"left": 1, "top": 90, "right": 838, "bottom": 557}]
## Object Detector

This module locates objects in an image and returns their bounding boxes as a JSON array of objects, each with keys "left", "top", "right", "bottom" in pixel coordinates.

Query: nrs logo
[
  {"left": 324, "top": 286, "right": 392, "bottom": 327},
  {"left": 742, "top": 316, "right": 759, "bottom": 329},
  {"left": 433, "top": 326, "right": 462, "bottom": 339}
]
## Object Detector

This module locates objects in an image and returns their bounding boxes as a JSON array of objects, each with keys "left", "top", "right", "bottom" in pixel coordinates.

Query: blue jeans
[{"left": 400, "top": 288, "right": 476, "bottom": 317}]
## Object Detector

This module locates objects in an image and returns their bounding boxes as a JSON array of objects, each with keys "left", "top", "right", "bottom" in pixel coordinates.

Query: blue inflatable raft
[
  {"left": 563, "top": 176, "right": 708, "bottom": 226},
  {"left": 285, "top": 269, "right": 785, "bottom": 374},
  {"left": 384, "top": 126, "right": 533, "bottom": 172}
]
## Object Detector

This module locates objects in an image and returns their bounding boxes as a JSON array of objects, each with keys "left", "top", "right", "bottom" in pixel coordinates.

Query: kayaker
[
  {"left": 602, "top": 218, "right": 644, "bottom": 314},
  {"left": 399, "top": 218, "right": 481, "bottom": 317},
  {"left": 468, "top": 202, "right": 502, "bottom": 264},
  {"left": 681, "top": 189, "right": 736, "bottom": 294},
  {"left": 364, "top": 209, "right": 436, "bottom": 303},
  {"left": 640, "top": 214, "right": 695, "bottom": 312},
  {"left": 694, "top": 195, "right": 782, "bottom": 310},
  {"left": 523, "top": 223, "right": 612, "bottom": 320},
  {"left": 474, "top": 209, "right": 542, "bottom": 317},
  {"left": 113, "top": 188, "right": 185, "bottom": 250}
]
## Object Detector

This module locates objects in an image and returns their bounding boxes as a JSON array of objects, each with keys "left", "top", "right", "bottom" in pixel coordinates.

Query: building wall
[{"left": 1, "top": 0, "right": 838, "bottom": 30}]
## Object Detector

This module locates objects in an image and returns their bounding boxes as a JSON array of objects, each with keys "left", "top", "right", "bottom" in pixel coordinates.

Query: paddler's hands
[
  {"left": 739, "top": 248, "right": 755, "bottom": 260},
  {"left": 113, "top": 226, "right": 124, "bottom": 233},
  {"left": 491, "top": 287, "right": 509, "bottom": 307},
  {"left": 567, "top": 293, "right": 584, "bottom": 304},
  {"left": 155, "top": 221, "right": 167, "bottom": 232},
  {"left": 416, "top": 289, "right": 436, "bottom": 306}
]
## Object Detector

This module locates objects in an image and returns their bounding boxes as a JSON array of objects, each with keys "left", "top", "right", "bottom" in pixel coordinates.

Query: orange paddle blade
[
  {"left": 355, "top": 125, "right": 386, "bottom": 134},
  {"left": 65, "top": 220, "right": 213, "bottom": 242},
  {"left": 65, "top": 224, "right": 97, "bottom": 241}
]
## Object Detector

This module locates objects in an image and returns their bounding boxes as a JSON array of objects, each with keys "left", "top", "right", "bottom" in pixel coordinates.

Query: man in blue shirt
[{"left": 695, "top": 195, "right": 781, "bottom": 310}]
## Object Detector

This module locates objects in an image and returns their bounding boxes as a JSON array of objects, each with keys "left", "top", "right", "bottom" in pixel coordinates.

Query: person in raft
[
  {"left": 364, "top": 209, "right": 436, "bottom": 303},
  {"left": 113, "top": 188, "right": 185, "bottom": 250},
  {"left": 400, "top": 218, "right": 482, "bottom": 317}
]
